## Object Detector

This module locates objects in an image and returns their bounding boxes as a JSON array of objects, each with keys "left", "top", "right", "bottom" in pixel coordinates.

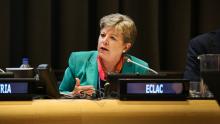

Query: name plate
[
  {"left": 0, "top": 82, "right": 28, "bottom": 94},
  {"left": 119, "top": 79, "right": 189, "bottom": 100},
  {"left": 0, "top": 78, "right": 35, "bottom": 100}
]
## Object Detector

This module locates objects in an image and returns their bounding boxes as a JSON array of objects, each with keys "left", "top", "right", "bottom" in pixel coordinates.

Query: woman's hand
[{"left": 72, "top": 78, "right": 95, "bottom": 97}]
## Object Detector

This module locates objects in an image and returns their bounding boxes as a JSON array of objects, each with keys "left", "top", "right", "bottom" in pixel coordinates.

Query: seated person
[
  {"left": 59, "top": 13, "right": 149, "bottom": 97},
  {"left": 184, "top": 29, "right": 220, "bottom": 81}
]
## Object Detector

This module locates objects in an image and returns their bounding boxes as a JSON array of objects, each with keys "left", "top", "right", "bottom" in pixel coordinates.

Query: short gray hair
[{"left": 100, "top": 13, "right": 137, "bottom": 45}]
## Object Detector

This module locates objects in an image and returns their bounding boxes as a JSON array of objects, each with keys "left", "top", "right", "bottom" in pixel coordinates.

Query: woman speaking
[{"left": 59, "top": 13, "right": 149, "bottom": 98}]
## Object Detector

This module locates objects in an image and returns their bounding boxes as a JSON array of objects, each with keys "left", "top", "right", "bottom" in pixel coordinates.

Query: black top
[{"left": 184, "top": 29, "right": 220, "bottom": 81}]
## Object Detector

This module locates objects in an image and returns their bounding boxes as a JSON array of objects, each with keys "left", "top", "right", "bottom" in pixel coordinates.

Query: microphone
[
  {"left": 104, "top": 82, "right": 111, "bottom": 98},
  {"left": 125, "top": 57, "right": 159, "bottom": 74},
  {"left": 0, "top": 68, "right": 5, "bottom": 73}
]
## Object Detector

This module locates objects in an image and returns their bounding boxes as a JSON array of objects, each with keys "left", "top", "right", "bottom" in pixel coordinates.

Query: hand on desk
[{"left": 71, "top": 78, "right": 96, "bottom": 98}]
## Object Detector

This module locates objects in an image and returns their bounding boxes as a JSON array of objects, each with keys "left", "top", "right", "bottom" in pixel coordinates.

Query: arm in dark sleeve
[{"left": 184, "top": 34, "right": 210, "bottom": 81}]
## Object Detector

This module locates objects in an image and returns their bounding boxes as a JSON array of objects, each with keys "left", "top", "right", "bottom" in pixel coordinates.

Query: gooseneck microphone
[
  {"left": 125, "top": 57, "right": 159, "bottom": 75},
  {"left": 0, "top": 68, "right": 5, "bottom": 73}
]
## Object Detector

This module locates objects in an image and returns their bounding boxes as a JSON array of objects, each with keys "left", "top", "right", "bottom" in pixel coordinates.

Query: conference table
[{"left": 0, "top": 99, "right": 219, "bottom": 124}]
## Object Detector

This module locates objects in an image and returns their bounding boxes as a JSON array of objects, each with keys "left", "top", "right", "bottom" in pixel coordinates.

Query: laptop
[{"left": 36, "top": 64, "right": 60, "bottom": 99}]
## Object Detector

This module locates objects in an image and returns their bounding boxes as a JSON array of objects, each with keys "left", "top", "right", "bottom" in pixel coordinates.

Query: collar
[{"left": 97, "top": 55, "right": 124, "bottom": 80}]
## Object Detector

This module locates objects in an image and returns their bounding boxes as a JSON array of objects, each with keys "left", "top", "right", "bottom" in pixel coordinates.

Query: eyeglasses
[
  {"left": 62, "top": 86, "right": 118, "bottom": 99},
  {"left": 95, "top": 88, "right": 106, "bottom": 99}
]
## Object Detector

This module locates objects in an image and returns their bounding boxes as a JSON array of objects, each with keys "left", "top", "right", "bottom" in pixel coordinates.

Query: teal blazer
[{"left": 59, "top": 51, "right": 149, "bottom": 93}]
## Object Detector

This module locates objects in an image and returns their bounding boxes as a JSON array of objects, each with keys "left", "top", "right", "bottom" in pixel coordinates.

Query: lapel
[
  {"left": 122, "top": 55, "right": 134, "bottom": 73},
  {"left": 213, "top": 31, "right": 220, "bottom": 53},
  {"left": 85, "top": 51, "right": 98, "bottom": 89},
  {"left": 210, "top": 31, "right": 220, "bottom": 53}
]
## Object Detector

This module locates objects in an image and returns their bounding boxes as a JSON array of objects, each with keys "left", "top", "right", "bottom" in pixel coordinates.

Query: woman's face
[{"left": 97, "top": 26, "right": 131, "bottom": 62}]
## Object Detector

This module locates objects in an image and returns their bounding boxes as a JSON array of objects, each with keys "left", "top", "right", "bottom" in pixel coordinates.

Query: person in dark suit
[
  {"left": 59, "top": 13, "right": 149, "bottom": 97},
  {"left": 184, "top": 29, "right": 220, "bottom": 81}
]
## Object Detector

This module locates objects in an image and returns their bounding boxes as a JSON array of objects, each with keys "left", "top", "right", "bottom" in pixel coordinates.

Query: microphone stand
[{"left": 126, "top": 58, "right": 159, "bottom": 75}]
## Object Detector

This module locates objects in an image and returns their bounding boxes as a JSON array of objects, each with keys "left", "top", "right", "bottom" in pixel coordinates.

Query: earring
[{"left": 123, "top": 50, "right": 126, "bottom": 53}]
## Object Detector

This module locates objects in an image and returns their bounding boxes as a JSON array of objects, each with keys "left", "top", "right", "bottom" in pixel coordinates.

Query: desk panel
[{"left": 0, "top": 99, "right": 219, "bottom": 124}]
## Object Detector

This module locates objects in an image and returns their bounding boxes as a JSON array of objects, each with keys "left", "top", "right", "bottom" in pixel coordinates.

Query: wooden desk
[{"left": 0, "top": 99, "right": 219, "bottom": 124}]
